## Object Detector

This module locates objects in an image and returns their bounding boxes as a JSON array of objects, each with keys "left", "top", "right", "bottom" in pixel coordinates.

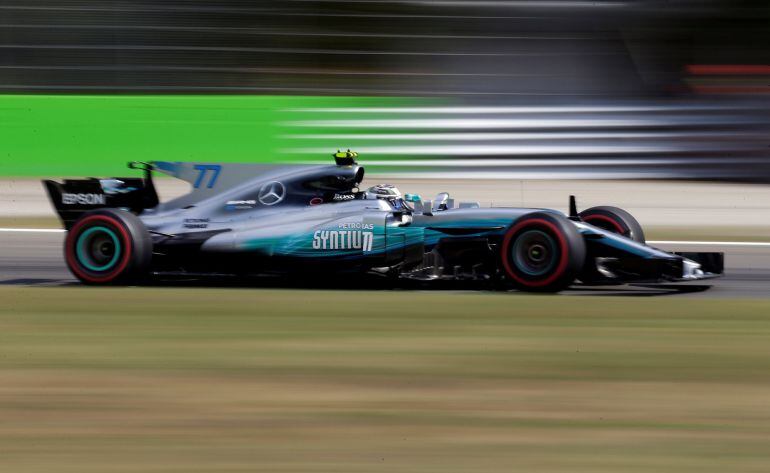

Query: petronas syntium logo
[{"left": 312, "top": 230, "right": 374, "bottom": 252}]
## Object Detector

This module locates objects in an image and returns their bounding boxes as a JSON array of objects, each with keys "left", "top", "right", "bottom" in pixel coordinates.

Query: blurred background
[
  {"left": 4, "top": 4, "right": 770, "bottom": 473},
  {"left": 1, "top": 0, "right": 770, "bottom": 180}
]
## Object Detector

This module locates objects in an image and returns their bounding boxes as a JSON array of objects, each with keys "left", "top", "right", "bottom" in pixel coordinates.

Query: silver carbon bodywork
[{"left": 44, "top": 158, "right": 724, "bottom": 288}]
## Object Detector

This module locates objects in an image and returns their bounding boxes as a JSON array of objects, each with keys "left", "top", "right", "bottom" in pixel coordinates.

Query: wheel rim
[
  {"left": 75, "top": 225, "right": 122, "bottom": 272},
  {"left": 511, "top": 229, "right": 558, "bottom": 276}
]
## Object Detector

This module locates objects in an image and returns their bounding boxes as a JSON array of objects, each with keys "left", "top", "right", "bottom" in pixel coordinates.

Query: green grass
[
  {"left": 1, "top": 286, "right": 770, "bottom": 472},
  {"left": 0, "top": 95, "right": 423, "bottom": 177}
]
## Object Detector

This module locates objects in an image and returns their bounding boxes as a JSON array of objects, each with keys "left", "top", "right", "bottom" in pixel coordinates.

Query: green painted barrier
[{"left": 0, "top": 95, "right": 424, "bottom": 177}]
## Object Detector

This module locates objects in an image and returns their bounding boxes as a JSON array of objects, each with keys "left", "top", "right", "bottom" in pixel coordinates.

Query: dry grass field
[{"left": 1, "top": 287, "right": 770, "bottom": 472}]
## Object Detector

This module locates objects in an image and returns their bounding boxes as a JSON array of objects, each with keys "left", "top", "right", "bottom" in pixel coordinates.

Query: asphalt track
[{"left": 2, "top": 230, "right": 769, "bottom": 298}]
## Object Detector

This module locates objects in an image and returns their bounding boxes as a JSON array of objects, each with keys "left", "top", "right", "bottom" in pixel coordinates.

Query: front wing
[{"left": 591, "top": 252, "right": 723, "bottom": 283}]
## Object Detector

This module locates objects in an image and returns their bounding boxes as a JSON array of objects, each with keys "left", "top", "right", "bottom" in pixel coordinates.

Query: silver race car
[{"left": 43, "top": 151, "right": 723, "bottom": 292}]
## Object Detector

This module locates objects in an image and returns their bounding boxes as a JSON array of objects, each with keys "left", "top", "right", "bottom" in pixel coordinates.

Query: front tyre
[
  {"left": 64, "top": 209, "right": 152, "bottom": 285},
  {"left": 500, "top": 212, "right": 586, "bottom": 292},
  {"left": 579, "top": 206, "right": 645, "bottom": 243}
]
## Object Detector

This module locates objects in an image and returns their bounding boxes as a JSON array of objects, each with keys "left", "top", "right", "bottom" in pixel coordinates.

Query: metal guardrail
[{"left": 280, "top": 102, "right": 770, "bottom": 181}]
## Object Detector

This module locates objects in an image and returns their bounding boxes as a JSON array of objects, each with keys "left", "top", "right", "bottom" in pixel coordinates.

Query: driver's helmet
[{"left": 365, "top": 184, "right": 401, "bottom": 200}]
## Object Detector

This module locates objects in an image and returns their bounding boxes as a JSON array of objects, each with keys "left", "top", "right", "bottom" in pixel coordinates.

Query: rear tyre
[
  {"left": 579, "top": 206, "right": 645, "bottom": 243},
  {"left": 500, "top": 212, "right": 586, "bottom": 292},
  {"left": 64, "top": 209, "right": 152, "bottom": 285}
]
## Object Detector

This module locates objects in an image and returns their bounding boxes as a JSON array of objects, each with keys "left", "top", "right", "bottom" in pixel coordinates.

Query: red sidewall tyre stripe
[
  {"left": 65, "top": 215, "right": 133, "bottom": 284},
  {"left": 582, "top": 213, "right": 626, "bottom": 235},
  {"left": 501, "top": 218, "right": 569, "bottom": 288}
]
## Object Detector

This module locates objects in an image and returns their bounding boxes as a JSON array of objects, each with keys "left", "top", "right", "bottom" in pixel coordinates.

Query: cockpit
[
  {"left": 303, "top": 150, "right": 476, "bottom": 213},
  {"left": 363, "top": 183, "right": 413, "bottom": 212}
]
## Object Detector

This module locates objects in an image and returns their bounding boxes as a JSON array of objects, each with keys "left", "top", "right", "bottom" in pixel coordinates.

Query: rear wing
[{"left": 43, "top": 162, "right": 159, "bottom": 230}]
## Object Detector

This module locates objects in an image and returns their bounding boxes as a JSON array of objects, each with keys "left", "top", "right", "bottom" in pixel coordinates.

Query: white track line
[{"left": 1, "top": 228, "right": 769, "bottom": 247}]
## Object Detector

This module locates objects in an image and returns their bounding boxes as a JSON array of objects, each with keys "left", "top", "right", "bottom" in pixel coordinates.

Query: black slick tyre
[
  {"left": 500, "top": 212, "right": 586, "bottom": 292},
  {"left": 64, "top": 209, "right": 152, "bottom": 285},
  {"left": 578, "top": 206, "right": 645, "bottom": 243}
]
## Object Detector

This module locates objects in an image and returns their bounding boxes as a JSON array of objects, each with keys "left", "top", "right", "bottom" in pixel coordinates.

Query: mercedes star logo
[{"left": 258, "top": 181, "right": 286, "bottom": 206}]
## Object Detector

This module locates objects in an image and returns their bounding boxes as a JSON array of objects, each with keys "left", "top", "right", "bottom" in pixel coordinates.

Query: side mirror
[{"left": 433, "top": 192, "right": 451, "bottom": 212}]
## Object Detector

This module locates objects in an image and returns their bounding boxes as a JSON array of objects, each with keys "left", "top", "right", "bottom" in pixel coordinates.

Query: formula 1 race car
[{"left": 43, "top": 151, "right": 724, "bottom": 292}]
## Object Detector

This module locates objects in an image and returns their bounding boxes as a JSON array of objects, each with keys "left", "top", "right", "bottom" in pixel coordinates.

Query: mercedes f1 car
[{"left": 43, "top": 151, "right": 723, "bottom": 292}]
